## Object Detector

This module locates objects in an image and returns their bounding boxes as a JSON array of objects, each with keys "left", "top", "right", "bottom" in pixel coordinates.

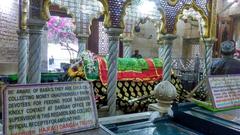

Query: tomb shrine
[{"left": 0, "top": 0, "right": 240, "bottom": 134}]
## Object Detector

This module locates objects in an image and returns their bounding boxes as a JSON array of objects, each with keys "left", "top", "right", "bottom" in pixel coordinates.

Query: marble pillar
[
  {"left": 203, "top": 38, "right": 217, "bottom": 76},
  {"left": 28, "top": 19, "right": 45, "bottom": 83},
  {"left": 106, "top": 28, "right": 123, "bottom": 116},
  {"left": 77, "top": 34, "right": 89, "bottom": 58},
  {"left": 122, "top": 38, "right": 133, "bottom": 58},
  {"left": 41, "top": 26, "right": 48, "bottom": 72},
  {"left": 17, "top": 30, "right": 28, "bottom": 84},
  {"left": 160, "top": 34, "right": 177, "bottom": 81},
  {"left": 158, "top": 40, "right": 165, "bottom": 59}
]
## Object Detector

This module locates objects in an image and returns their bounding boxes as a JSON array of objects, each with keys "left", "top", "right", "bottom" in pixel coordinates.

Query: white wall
[
  {"left": 131, "top": 22, "right": 158, "bottom": 58},
  {"left": 0, "top": 0, "right": 18, "bottom": 75},
  {"left": 172, "top": 20, "right": 185, "bottom": 58},
  {"left": 220, "top": 0, "right": 240, "bottom": 16},
  {"left": 173, "top": 19, "right": 204, "bottom": 58},
  {"left": 48, "top": 43, "right": 78, "bottom": 71}
]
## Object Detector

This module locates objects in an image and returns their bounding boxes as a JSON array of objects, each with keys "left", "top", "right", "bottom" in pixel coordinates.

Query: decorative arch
[
  {"left": 41, "top": 0, "right": 104, "bottom": 35},
  {"left": 41, "top": 0, "right": 213, "bottom": 37},
  {"left": 88, "top": 14, "right": 104, "bottom": 36},
  {"left": 120, "top": 0, "right": 132, "bottom": 28},
  {"left": 174, "top": 2, "right": 209, "bottom": 37},
  {"left": 87, "top": 2, "right": 104, "bottom": 36},
  {"left": 98, "top": 0, "right": 110, "bottom": 27},
  {"left": 98, "top": 0, "right": 131, "bottom": 29},
  {"left": 154, "top": 0, "right": 211, "bottom": 36}
]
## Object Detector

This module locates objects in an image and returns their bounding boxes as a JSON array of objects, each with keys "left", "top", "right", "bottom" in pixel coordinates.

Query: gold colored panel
[{"left": 41, "top": 0, "right": 51, "bottom": 20}]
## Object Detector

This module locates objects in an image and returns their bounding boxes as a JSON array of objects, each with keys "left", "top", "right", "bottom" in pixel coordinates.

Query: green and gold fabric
[{"left": 66, "top": 57, "right": 207, "bottom": 113}]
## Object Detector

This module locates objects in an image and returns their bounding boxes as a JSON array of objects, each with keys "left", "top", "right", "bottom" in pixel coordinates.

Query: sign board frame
[
  {"left": 2, "top": 81, "right": 98, "bottom": 135},
  {"left": 208, "top": 74, "right": 240, "bottom": 109}
]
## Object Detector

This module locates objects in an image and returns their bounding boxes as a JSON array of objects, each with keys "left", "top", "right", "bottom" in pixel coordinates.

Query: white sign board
[
  {"left": 208, "top": 75, "right": 240, "bottom": 109},
  {"left": 2, "top": 81, "right": 98, "bottom": 135}
]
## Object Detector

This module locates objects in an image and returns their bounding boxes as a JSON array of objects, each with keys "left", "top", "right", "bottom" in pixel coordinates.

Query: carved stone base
[{"left": 148, "top": 103, "right": 171, "bottom": 115}]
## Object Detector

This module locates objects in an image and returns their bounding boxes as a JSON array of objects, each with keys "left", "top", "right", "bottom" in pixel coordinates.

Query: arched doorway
[
  {"left": 173, "top": 7, "right": 208, "bottom": 90},
  {"left": 122, "top": 0, "right": 162, "bottom": 58},
  {"left": 45, "top": 0, "right": 103, "bottom": 72}
]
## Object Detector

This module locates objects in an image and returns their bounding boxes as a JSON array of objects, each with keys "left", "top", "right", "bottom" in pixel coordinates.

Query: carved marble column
[
  {"left": 41, "top": 26, "right": 48, "bottom": 72},
  {"left": 122, "top": 38, "right": 133, "bottom": 58},
  {"left": 17, "top": 30, "right": 28, "bottom": 84},
  {"left": 106, "top": 28, "right": 123, "bottom": 116},
  {"left": 158, "top": 40, "right": 165, "bottom": 59},
  {"left": 28, "top": 19, "right": 45, "bottom": 83},
  {"left": 203, "top": 38, "right": 217, "bottom": 76},
  {"left": 17, "top": 0, "right": 28, "bottom": 84},
  {"left": 160, "top": 34, "right": 177, "bottom": 81},
  {"left": 77, "top": 34, "right": 88, "bottom": 58}
]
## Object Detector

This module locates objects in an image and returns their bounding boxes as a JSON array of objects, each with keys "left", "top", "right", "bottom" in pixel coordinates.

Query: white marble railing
[{"left": 172, "top": 57, "right": 205, "bottom": 72}]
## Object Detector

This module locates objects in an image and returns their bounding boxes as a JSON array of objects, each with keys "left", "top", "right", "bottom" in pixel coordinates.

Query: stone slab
[
  {"left": 99, "top": 112, "right": 153, "bottom": 125},
  {"left": 69, "top": 125, "right": 114, "bottom": 135}
]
